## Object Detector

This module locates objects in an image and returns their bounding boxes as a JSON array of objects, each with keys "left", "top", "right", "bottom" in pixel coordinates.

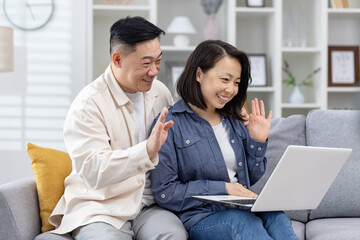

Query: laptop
[{"left": 193, "top": 145, "right": 352, "bottom": 212}]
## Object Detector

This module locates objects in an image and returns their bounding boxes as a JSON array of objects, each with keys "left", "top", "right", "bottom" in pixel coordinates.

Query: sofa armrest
[{"left": 0, "top": 178, "right": 41, "bottom": 240}]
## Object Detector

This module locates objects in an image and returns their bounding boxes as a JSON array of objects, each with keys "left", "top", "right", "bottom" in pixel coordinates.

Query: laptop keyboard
[{"left": 223, "top": 199, "right": 256, "bottom": 205}]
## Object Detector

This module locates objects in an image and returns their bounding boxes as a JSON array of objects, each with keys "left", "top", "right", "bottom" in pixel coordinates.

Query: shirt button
[
  {"left": 238, "top": 162, "right": 243, "bottom": 167},
  {"left": 258, "top": 147, "right": 262, "bottom": 151},
  {"left": 145, "top": 164, "right": 150, "bottom": 169},
  {"left": 231, "top": 139, "right": 235, "bottom": 144},
  {"left": 185, "top": 140, "right": 190, "bottom": 144},
  {"left": 161, "top": 193, "right": 166, "bottom": 199},
  {"left": 255, "top": 163, "right": 259, "bottom": 167},
  {"left": 250, "top": 145, "right": 254, "bottom": 149},
  {"left": 137, "top": 167, "right": 142, "bottom": 172}
]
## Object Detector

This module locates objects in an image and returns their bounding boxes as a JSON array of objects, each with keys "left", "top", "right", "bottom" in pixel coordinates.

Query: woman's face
[{"left": 196, "top": 56, "right": 242, "bottom": 112}]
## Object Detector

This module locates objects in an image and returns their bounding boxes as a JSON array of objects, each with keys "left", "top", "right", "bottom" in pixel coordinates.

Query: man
[{"left": 48, "top": 16, "right": 187, "bottom": 239}]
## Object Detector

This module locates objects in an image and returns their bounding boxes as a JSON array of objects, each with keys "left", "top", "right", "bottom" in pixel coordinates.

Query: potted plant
[{"left": 282, "top": 60, "right": 321, "bottom": 104}]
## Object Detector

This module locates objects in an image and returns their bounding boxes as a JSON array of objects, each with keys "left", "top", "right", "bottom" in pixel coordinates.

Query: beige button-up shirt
[{"left": 49, "top": 65, "right": 173, "bottom": 234}]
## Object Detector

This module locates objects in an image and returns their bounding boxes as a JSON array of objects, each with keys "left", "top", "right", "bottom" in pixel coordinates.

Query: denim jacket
[{"left": 150, "top": 99, "right": 268, "bottom": 230}]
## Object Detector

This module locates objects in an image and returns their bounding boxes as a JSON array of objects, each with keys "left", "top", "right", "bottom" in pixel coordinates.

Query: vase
[
  {"left": 203, "top": 14, "right": 220, "bottom": 40},
  {"left": 283, "top": 0, "right": 307, "bottom": 47},
  {"left": 289, "top": 86, "right": 304, "bottom": 104}
]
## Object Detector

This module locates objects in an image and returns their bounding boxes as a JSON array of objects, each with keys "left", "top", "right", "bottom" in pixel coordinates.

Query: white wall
[{"left": 0, "top": 0, "right": 87, "bottom": 184}]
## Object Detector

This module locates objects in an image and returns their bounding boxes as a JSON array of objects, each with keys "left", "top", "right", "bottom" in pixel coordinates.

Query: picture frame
[
  {"left": 165, "top": 61, "right": 186, "bottom": 97},
  {"left": 328, "top": 46, "right": 359, "bottom": 87},
  {"left": 246, "top": 0, "right": 265, "bottom": 7},
  {"left": 248, "top": 54, "right": 267, "bottom": 86}
]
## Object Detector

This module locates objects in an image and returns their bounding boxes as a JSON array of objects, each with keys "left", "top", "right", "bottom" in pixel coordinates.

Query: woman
[{"left": 150, "top": 40, "right": 298, "bottom": 240}]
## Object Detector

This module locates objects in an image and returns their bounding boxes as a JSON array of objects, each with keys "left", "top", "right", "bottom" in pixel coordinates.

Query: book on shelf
[
  {"left": 330, "top": 0, "right": 349, "bottom": 8},
  {"left": 342, "top": 0, "right": 349, "bottom": 8},
  {"left": 330, "top": 0, "right": 342, "bottom": 8}
]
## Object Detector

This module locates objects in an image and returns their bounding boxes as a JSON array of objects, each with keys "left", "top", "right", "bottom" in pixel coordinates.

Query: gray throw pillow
[{"left": 306, "top": 109, "right": 360, "bottom": 220}]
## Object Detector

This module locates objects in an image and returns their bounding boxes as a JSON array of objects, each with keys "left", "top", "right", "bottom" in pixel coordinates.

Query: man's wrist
[{"left": 146, "top": 139, "right": 156, "bottom": 161}]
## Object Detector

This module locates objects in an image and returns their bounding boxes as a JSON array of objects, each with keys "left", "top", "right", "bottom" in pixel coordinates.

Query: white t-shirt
[
  {"left": 125, "top": 91, "right": 153, "bottom": 206},
  {"left": 213, "top": 121, "right": 238, "bottom": 183},
  {"left": 125, "top": 91, "right": 146, "bottom": 142}
]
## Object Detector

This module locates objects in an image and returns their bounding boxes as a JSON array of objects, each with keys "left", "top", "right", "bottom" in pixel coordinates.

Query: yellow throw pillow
[{"left": 26, "top": 142, "right": 72, "bottom": 232}]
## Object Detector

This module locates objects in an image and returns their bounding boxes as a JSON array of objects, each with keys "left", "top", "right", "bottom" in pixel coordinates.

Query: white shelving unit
[
  {"left": 327, "top": 1, "right": 360, "bottom": 111},
  {"left": 227, "top": 0, "right": 280, "bottom": 116},
  {"left": 88, "top": 0, "right": 360, "bottom": 118},
  {"left": 88, "top": 0, "right": 157, "bottom": 81}
]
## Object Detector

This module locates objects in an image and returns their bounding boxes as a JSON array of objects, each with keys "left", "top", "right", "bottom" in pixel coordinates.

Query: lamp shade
[
  {"left": 166, "top": 16, "right": 196, "bottom": 47},
  {"left": 0, "top": 26, "right": 14, "bottom": 72},
  {"left": 166, "top": 16, "right": 196, "bottom": 34}
]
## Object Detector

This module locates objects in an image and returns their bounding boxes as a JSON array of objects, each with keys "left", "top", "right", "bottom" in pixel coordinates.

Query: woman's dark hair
[
  {"left": 177, "top": 40, "right": 251, "bottom": 120},
  {"left": 109, "top": 16, "right": 165, "bottom": 55}
]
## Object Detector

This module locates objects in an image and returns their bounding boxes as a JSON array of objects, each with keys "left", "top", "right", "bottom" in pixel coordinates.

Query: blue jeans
[{"left": 188, "top": 209, "right": 298, "bottom": 240}]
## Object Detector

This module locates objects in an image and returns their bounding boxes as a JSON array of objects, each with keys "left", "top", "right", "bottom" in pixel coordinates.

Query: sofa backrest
[
  {"left": 306, "top": 109, "right": 360, "bottom": 220},
  {"left": 252, "top": 114, "right": 308, "bottom": 222},
  {"left": 0, "top": 178, "right": 41, "bottom": 240}
]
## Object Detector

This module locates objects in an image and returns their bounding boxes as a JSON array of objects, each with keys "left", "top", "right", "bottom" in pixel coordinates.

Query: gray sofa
[
  {"left": 1, "top": 109, "right": 359, "bottom": 240},
  {"left": 252, "top": 109, "right": 360, "bottom": 240}
]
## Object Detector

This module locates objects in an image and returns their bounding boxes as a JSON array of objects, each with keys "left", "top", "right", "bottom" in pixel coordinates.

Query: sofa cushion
[
  {"left": 306, "top": 110, "right": 360, "bottom": 220},
  {"left": 35, "top": 232, "right": 73, "bottom": 240},
  {"left": 252, "top": 114, "right": 308, "bottom": 222},
  {"left": 291, "top": 220, "right": 305, "bottom": 240},
  {"left": 306, "top": 218, "right": 360, "bottom": 240},
  {"left": 27, "top": 143, "right": 72, "bottom": 232}
]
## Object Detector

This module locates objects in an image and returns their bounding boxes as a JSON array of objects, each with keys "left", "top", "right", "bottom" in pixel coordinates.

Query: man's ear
[
  {"left": 196, "top": 67, "right": 203, "bottom": 83},
  {"left": 112, "top": 51, "right": 123, "bottom": 68}
]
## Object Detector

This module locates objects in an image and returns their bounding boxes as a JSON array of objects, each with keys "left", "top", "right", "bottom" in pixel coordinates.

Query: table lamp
[
  {"left": 0, "top": 26, "right": 14, "bottom": 72},
  {"left": 166, "top": 16, "right": 196, "bottom": 47}
]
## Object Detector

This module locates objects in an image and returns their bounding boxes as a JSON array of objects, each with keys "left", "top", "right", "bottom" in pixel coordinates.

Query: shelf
[
  {"left": 247, "top": 87, "right": 275, "bottom": 92},
  {"left": 281, "top": 103, "right": 321, "bottom": 109},
  {"left": 93, "top": 4, "right": 151, "bottom": 11},
  {"left": 161, "top": 46, "right": 196, "bottom": 52},
  {"left": 93, "top": 4, "right": 150, "bottom": 17},
  {"left": 282, "top": 47, "right": 322, "bottom": 53},
  {"left": 328, "top": 8, "right": 360, "bottom": 13},
  {"left": 327, "top": 87, "right": 360, "bottom": 92},
  {"left": 235, "top": 7, "right": 275, "bottom": 15},
  {"left": 328, "top": 9, "right": 360, "bottom": 19}
]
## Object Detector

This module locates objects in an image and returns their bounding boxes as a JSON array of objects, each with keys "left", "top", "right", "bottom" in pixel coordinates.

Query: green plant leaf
[{"left": 282, "top": 60, "right": 321, "bottom": 87}]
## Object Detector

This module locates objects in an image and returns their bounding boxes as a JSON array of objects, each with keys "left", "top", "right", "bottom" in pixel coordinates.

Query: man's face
[{"left": 116, "top": 38, "right": 162, "bottom": 93}]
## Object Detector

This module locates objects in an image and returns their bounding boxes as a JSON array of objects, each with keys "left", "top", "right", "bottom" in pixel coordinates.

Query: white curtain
[{"left": 0, "top": 0, "right": 87, "bottom": 183}]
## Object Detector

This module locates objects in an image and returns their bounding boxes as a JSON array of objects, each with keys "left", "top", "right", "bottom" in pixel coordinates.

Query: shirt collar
[
  {"left": 172, "top": 99, "right": 194, "bottom": 114},
  {"left": 103, "top": 64, "right": 158, "bottom": 107},
  {"left": 172, "top": 99, "right": 227, "bottom": 120}
]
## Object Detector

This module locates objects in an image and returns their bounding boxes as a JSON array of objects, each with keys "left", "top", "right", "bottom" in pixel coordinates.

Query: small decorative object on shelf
[
  {"left": 283, "top": 0, "right": 307, "bottom": 47},
  {"left": 165, "top": 61, "right": 186, "bottom": 98},
  {"left": 248, "top": 54, "right": 267, "bottom": 86},
  {"left": 246, "top": 0, "right": 265, "bottom": 7},
  {"left": 200, "top": 0, "right": 223, "bottom": 40},
  {"left": 289, "top": 86, "right": 304, "bottom": 104},
  {"left": 282, "top": 60, "right": 321, "bottom": 104},
  {"left": 166, "top": 16, "right": 196, "bottom": 47},
  {"left": 328, "top": 46, "right": 359, "bottom": 87}
]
